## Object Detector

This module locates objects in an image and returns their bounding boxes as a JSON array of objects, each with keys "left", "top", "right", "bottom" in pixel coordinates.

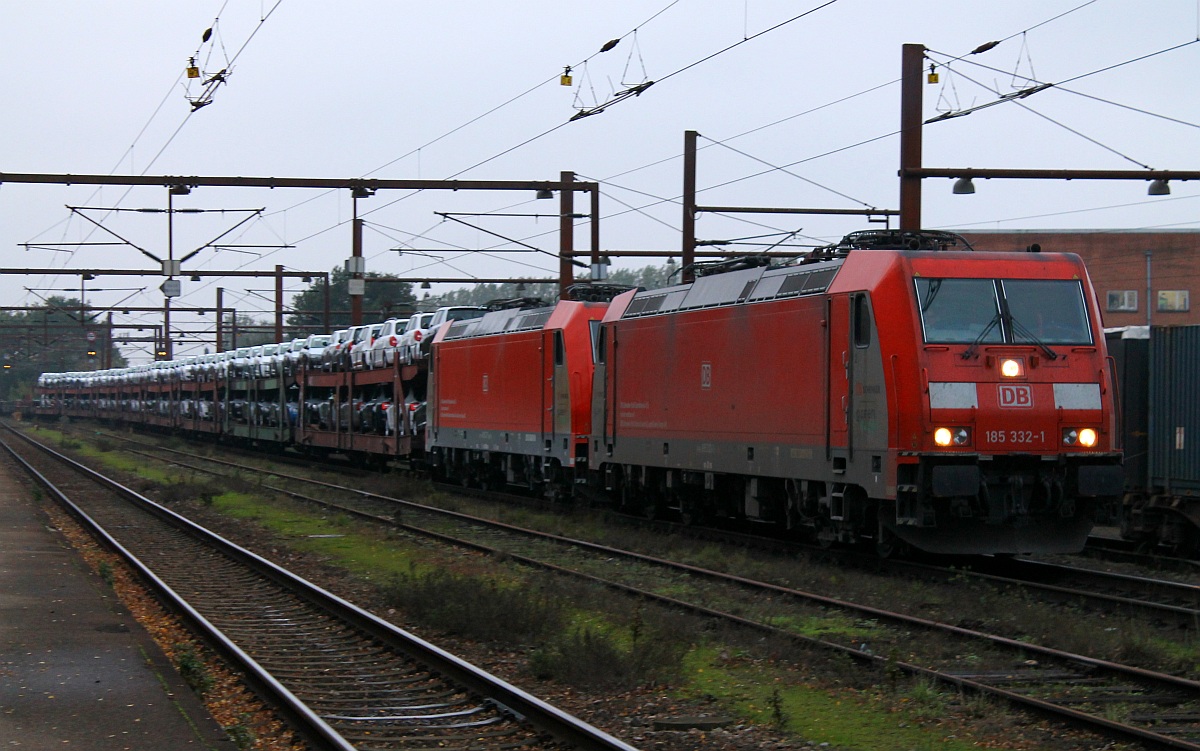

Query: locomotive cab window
[
  {"left": 590, "top": 320, "right": 602, "bottom": 363},
  {"left": 915, "top": 278, "right": 1092, "bottom": 346},
  {"left": 1001, "top": 280, "right": 1092, "bottom": 345},
  {"left": 853, "top": 294, "right": 872, "bottom": 348},
  {"left": 916, "top": 279, "right": 1002, "bottom": 344}
]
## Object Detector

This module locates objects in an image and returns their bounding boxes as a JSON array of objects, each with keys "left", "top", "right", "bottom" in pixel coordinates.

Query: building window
[
  {"left": 1158, "top": 290, "right": 1190, "bottom": 312},
  {"left": 1107, "top": 290, "right": 1138, "bottom": 312}
]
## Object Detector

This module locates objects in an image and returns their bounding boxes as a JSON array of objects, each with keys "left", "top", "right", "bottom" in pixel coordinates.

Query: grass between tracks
[{"left": 204, "top": 484, "right": 996, "bottom": 749}]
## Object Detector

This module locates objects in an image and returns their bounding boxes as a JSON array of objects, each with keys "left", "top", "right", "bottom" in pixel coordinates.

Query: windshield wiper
[
  {"left": 960, "top": 312, "right": 1002, "bottom": 360},
  {"left": 1008, "top": 315, "right": 1059, "bottom": 360}
]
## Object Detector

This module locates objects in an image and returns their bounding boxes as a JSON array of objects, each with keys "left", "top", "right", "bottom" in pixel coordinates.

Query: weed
[
  {"left": 224, "top": 716, "right": 257, "bottom": 750},
  {"left": 158, "top": 480, "right": 224, "bottom": 506},
  {"left": 884, "top": 647, "right": 903, "bottom": 691},
  {"left": 174, "top": 644, "right": 215, "bottom": 696},
  {"left": 383, "top": 568, "right": 564, "bottom": 645},
  {"left": 530, "top": 618, "right": 688, "bottom": 689},
  {"left": 903, "top": 677, "right": 946, "bottom": 721},
  {"left": 768, "top": 686, "right": 789, "bottom": 728},
  {"left": 957, "top": 689, "right": 994, "bottom": 719},
  {"left": 1102, "top": 702, "right": 1132, "bottom": 724},
  {"left": 97, "top": 561, "right": 114, "bottom": 586}
]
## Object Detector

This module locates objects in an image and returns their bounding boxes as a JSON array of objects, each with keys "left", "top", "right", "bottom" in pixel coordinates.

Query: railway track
[
  {"left": 961, "top": 556, "right": 1200, "bottom": 628},
  {"left": 0, "top": 426, "right": 638, "bottom": 751},
  {"left": 1085, "top": 535, "right": 1200, "bottom": 574},
  {"left": 61, "top": 426, "right": 1200, "bottom": 750}
]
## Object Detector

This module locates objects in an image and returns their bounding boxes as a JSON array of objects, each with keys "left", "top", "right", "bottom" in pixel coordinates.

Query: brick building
[{"left": 956, "top": 230, "right": 1200, "bottom": 327}]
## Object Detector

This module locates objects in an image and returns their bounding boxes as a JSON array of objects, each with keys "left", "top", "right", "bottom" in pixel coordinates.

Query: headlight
[
  {"left": 1000, "top": 358, "right": 1025, "bottom": 378},
  {"left": 933, "top": 427, "right": 970, "bottom": 447},
  {"left": 1063, "top": 428, "right": 1099, "bottom": 447}
]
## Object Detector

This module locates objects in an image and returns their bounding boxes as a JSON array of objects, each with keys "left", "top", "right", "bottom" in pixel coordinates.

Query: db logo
[{"left": 997, "top": 384, "right": 1033, "bottom": 409}]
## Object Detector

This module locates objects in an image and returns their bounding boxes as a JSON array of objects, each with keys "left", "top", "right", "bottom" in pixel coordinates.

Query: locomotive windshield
[{"left": 916, "top": 278, "right": 1092, "bottom": 346}]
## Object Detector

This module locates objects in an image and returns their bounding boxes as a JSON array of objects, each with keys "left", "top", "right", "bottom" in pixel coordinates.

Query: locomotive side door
[
  {"left": 542, "top": 329, "right": 569, "bottom": 454},
  {"left": 847, "top": 292, "right": 887, "bottom": 458},
  {"left": 541, "top": 329, "right": 553, "bottom": 451},
  {"left": 827, "top": 295, "right": 850, "bottom": 459},
  {"left": 551, "top": 330, "right": 571, "bottom": 445},
  {"left": 592, "top": 323, "right": 612, "bottom": 452}
]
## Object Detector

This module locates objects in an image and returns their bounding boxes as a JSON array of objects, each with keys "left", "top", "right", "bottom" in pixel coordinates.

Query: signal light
[
  {"left": 1064, "top": 428, "right": 1098, "bottom": 448},
  {"left": 87, "top": 349, "right": 97, "bottom": 358},
  {"left": 999, "top": 358, "right": 1024, "bottom": 378},
  {"left": 933, "top": 426, "right": 970, "bottom": 447}
]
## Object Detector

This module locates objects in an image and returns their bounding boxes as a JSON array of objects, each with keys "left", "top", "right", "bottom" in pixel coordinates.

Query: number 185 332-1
[{"left": 985, "top": 429, "right": 1045, "bottom": 445}]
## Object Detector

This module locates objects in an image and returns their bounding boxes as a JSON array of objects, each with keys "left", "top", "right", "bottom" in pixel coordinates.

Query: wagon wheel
[
  {"left": 1164, "top": 521, "right": 1200, "bottom": 559},
  {"left": 874, "top": 526, "right": 908, "bottom": 559},
  {"left": 815, "top": 516, "right": 836, "bottom": 549}
]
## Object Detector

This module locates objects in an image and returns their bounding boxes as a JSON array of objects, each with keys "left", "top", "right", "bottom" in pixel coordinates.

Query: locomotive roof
[
  {"left": 620, "top": 257, "right": 843, "bottom": 319},
  {"left": 441, "top": 303, "right": 556, "bottom": 341}
]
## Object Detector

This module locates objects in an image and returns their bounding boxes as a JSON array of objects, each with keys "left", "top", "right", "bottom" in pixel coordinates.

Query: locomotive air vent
[
  {"left": 624, "top": 294, "right": 667, "bottom": 317},
  {"left": 801, "top": 268, "right": 836, "bottom": 292},
  {"left": 513, "top": 311, "right": 553, "bottom": 331}
]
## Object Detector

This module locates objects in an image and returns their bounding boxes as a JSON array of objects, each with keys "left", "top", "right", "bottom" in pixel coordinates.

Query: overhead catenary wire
[
  {"left": 700, "top": 136, "right": 882, "bottom": 210},
  {"left": 290, "top": 0, "right": 847, "bottom": 234},
  {"left": 455, "top": 3, "right": 1190, "bottom": 260},
  {"left": 571, "top": 0, "right": 842, "bottom": 121},
  {"left": 924, "top": 48, "right": 1198, "bottom": 170},
  {"left": 22, "top": 0, "right": 288, "bottom": 317},
  {"left": 926, "top": 40, "right": 1200, "bottom": 130},
  {"left": 274, "top": 0, "right": 689, "bottom": 218},
  {"left": 240, "top": 1, "right": 862, "bottom": 295}
]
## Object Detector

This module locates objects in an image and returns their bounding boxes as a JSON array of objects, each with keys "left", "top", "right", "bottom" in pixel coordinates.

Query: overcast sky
[{"left": 3, "top": 1, "right": 1198, "bottom": 362}]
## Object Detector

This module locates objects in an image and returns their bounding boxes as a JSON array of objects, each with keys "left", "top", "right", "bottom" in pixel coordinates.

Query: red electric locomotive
[
  {"left": 427, "top": 296, "right": 611, "bottom": 495},
  {"left": 589, "top": 230, "right": 1124, "bottom": 555}
]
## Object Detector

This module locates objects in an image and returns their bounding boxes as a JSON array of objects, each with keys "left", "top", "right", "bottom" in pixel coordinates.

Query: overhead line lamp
[
  {"left": 1148, "top": 179, "right": 1171, "bottom": 196},
  {"left": 948, "top": 175, "right": 1176, "bottom": 198}
]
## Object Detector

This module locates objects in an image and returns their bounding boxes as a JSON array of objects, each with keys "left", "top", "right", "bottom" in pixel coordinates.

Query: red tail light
[
  {"left": 389, "top": 336, "right": 397, "bottom": 347},
  {"left": 413, "top": 330, "right": 422, "bottom": 342},
  {"left": 408, "top": 403, "right": 419, "bottom": 412}
]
